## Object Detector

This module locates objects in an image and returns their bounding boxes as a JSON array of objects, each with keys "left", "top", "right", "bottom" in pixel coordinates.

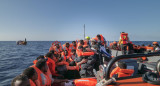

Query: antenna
[{"left": 84, "top": 24, "right": 85, "bottom": 40}]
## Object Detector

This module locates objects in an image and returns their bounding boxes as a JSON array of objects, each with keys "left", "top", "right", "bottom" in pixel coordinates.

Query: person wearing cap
[
  {"left": 153, "top": 42, "right": 160, "bottom": 52},
  {"left": 84, "top": 36, "right": 91, "bottom": 48}
]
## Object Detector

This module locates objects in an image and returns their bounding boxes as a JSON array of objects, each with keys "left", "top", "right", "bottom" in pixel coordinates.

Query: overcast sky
[{"left": 0, "top": 0, "right": 160, "bottom": 41}]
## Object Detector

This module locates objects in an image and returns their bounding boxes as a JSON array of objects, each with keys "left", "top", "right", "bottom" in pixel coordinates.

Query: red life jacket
[
  {"left": 110, "top": 67, "right": 134, "bottom": 78},
  {"left": 29, "top": 79, "right": 36, "bottom": 86},
  {"left": 63, "top": 44, "right": 72, "bottom": 53},
  {"left": 31, "top": 65, "right": 51, "bottom": 86},
  {"left": 33, "top": 60, "right": 38, "bottom": 64},
  {"left": 94, "top": 34, "right": 105, "bottom": 45},
  {"left": 46, "top": 58, "right": 59, "bottom": 76},
  {"left": 120, "top": 33, "right": 128, "bottom": 44},
  {"left": 76, "top": 49, "right": 95, "bottom": 57},
  {"left": 74, "top": 78, "right": 97, "bottom": 86}
]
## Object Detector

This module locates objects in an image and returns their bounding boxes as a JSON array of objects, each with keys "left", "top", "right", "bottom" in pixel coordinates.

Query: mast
[{"left": 84, "top": 24, "right": 85, "bottom": 40}]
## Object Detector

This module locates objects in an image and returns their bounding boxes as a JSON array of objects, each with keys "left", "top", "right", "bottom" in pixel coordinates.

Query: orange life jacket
[
  {"left": 29, "top": 79, "right": 36, "bottom": 86},
  {"left": 146, "top": 46, "right": 154, "bottom": 51},
  {"left": 53, "top": 46, "right": 62, "bottom": 54},
  {"left": 110, "top": 67, "right": 134, "bottom": 78},
  {"left": 33, "top": 60, "right": 38, "bottom": 64},
  {"left": 46, "top": 58, "right": 59, "bottom": 76},
  {"left": 45, "top": 66, "right": 52, "bottom": 85},
  {"left": 31, "top": 65, "right": 51, "bottom": 86},
  {"left": 76, "top": 49, "right": 95, "bottom": 57},
  {"left": 120, "top": 33, "right": 128, "bottom": 44},
  {"left": 70, "top": 43, "right": 77, "bottom": 50},
  {"left": 94, "top": 34, "right": 105, "bottom": 45},
  {"left": 74, "top": 78, "right": 97, "bottom": 86}
]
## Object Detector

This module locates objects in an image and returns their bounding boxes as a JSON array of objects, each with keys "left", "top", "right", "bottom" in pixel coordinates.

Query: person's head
[
  {"left": 36, "top": 59, "right": 48, "bottom": 73},
  {"left": 45, "top": 52, "right": 53, "bottom": 59},
  {"left": 65, "top": 42, "right": 70, "bottom": 48},
  {"left": 80, "top": 40, "right": 84, "bottom": 45},
  {"left": 91, "top": 39, "right": 96, "bottom": 45},
  {"left": 11, "top": 75, "right": 30, "bottom": 86},
  {"left": 22, "top": 67, "right": 38, "bottom": 82},
  {"left": 142, "top": 44, "right": 145, "bottom": 46},
  {"left": 71, "top": 49, "right": 76, "bottom": 55},
  {"left": 55, "top": 44, "right": 60, "bottom": 49},
  {"left": 148, "top": 44, "right": 151, "bottom": 47},
  {"left": 64, "top": 50, "right": 68, "bottom": 56},
  {"left": 72, "top": 41, "right": 76, "bottom": 46},
  {"left": 49, "top": 50, "right": 54, "bottom": 55},
  {"left": 117, "top": 61, "right": 127, "bottom": 69},
  {"left": 153, "top": 42, "right": 159, "bottom": 47},
  {"left": 36, "top": 55, "right": 45, "bottom": 61},
  {"left": 122, "top": 32, "right": 125, "bottom": 33},
  {"left": 97, "top": 34, "right": 101, "bottom": 40}
]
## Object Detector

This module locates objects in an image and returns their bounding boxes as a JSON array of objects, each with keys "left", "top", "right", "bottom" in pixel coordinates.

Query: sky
[{"left": 0, "top": 0, "right": 160, "bottom": 41}]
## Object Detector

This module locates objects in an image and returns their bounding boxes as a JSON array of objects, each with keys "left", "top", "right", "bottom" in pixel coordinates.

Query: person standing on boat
[
  {"left": 118, "top": 32, "right": 130, "bottom": 55},
  {"left": 93, "top": 34, "right": 106, "bottom": 47},
  {"left": 153, "top": 42, "right": 160, "bottom": 52}
]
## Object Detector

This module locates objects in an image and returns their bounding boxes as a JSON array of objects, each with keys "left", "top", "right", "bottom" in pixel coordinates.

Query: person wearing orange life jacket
[
  {"left": 45, "top": 52, "right": 60, "bottom": 77},
  {"left": 71, "top": 41, "right": 78, "bottom": 50},
  {"left": 32, "top": 59, "right": 68, "bottom": 86},
  {"left": 153, "top": 42, "right": 160, "bottom": 52},
  {"left": 31, "top": 59, "right": 52, "bottom": 86},
  {"left": 70, "top": 49, "right": 78, "bottom": 62},
  {"left": 77, "top": 40, "right": 85, "bottom": 49},
  {"left": 63, "top": 42, "right": 72, "bottom": 53},
  {"left": 93, "top": 34, "right": 106, "bottom": 47},
  {"left": 51, "top": 43, "right": 62, "bottom": 55},
  {"left": 11, "top": 74, "right": 30, "bottom": 86},
  {"left": 83, "top": 36, "right": 91, "bottom": 48},
  {"left": 76, "top": 45, "right": 97, "bottom": 78},
  {"left": 110, "top": 61, "right": 134, "bottom": 78},
  {"left": 118, "top": 32, "right": 130, "bottom": 55},
  {"left": 61, "top": 50, "right": 72, "bottom": 63},
  {"left": 22, "top": 67, "right": 40, "bottom": 86}
]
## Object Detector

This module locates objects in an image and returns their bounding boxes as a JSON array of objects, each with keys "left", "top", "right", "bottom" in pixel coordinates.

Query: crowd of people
[
  {"left": 11, "top": 34, "right": 114, "bottom": 86},
  {"left": 11, "top": 32, "right": 159, "bottom": 86}
]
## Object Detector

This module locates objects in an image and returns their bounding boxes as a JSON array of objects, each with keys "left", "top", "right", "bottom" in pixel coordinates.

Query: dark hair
[
  {"left": 71, "top": 49, "right": 76, "bottom": 52},
  {"left": 36, "top": 59, "right": 46, "bottom": 70},
  {"left": 36, "top": 55, "right": 45, "bottom": 60},
  {"left": 22, "top": 67, "right": 36, "bottom": 79},
  {"left": 45, "top": 52, "right": 53, "bottom": 58},
  {"left": 50, "top": 50, "right": 54, "bottom": 54},
  {"left": 66, "top": 42, "right": 69, "bottom": 45},
  {"left": 80, "top": 40, "right": 84, "bottom": 45},
  {"left": 118, "top": 61, "right": 127, "bottom": 69},
  {"left": 72, "top": 41, "right": 76, "bottom": 43},
  {"left": 97, "top": 34, "right": 101, "bottom": 37},
  {"left": 11, "top": 75, "right": 28, "bottom": 86}
]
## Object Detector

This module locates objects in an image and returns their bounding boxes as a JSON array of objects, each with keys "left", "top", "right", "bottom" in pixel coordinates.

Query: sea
[{"left": 0, "top": 41, "right": 159, "bottom": 86}]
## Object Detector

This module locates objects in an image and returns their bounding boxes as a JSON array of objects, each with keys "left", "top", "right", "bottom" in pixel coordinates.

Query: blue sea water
[{"left": 0, "top": 41, "right": 159, "bottom": 86}]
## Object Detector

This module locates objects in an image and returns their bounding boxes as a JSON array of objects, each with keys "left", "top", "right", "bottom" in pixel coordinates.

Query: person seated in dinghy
[{"left": 152, "top": 42, "right": 160, "bottom": 52}]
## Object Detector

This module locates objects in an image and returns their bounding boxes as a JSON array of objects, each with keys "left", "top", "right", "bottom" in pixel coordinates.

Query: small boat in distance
[{"left": 16, "top": 38, "right": 27, "bottom": 45}]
